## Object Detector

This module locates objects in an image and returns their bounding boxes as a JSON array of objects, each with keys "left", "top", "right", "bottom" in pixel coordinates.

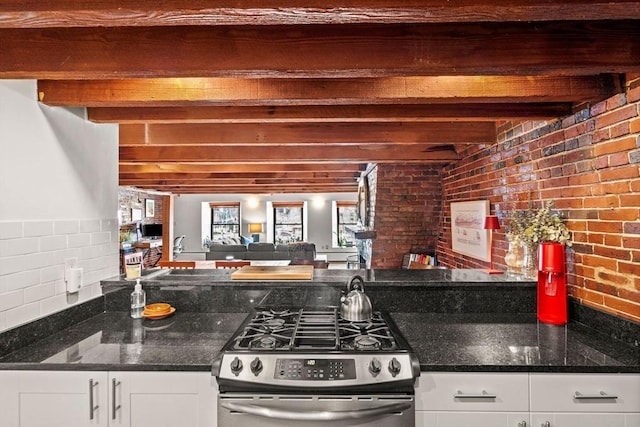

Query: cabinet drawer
[
  {"left": 530, "top": 373, "right": 640, "bottom": 413},
  {"left": 416, "top": 373, "right": 529, "bottom": 412}
]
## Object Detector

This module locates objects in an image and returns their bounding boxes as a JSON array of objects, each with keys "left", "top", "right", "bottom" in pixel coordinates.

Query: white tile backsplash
[
  {"left": 23, "top": 221, "right": 54, "bottom": 237},
  {"left": 0, "top": 222, "right": 23, "bottom": 240},
  {"left": 40, "top": 264, "right": 64, "bottom": 284},
  {"left": 80, "top": 219, "right": 101, "bottom": 233},
  {"left": 0, "top": 289, "right": 24, "bottom": 311},
  {"left": 39, "top": 235, "right": 69, "bottom": 252},
  {"left": 6, "top": 302, "right": 40, "bottom": 329},
  {"left": 0, "top": 217, "right": 118, "bottom": 332},
  {"left": 67, "top": 233, "right": 91, "bottom": 248},
  {"left": 24, "top": 282, "right": 56, "bottom": 304},
  {"left": 0, "top": 237, "right": 39, "bottom": 257},
  {"left": 54, "top": 220, "right": 80, "bottom": 235},
  {"left": 4, "top": 270, "right": 40, "bottom": 292},
  {"left": 91, "top": 231, "right": 112, "bottom": 245}
]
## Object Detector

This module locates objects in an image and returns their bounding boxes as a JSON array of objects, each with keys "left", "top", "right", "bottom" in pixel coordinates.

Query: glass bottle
[{"left": 130, "top": 279, "right": 146, "bottom": 318}]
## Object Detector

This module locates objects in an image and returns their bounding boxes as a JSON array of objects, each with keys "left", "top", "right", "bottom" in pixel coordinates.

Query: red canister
[{"left": 537, "top": 242, "right": 567, "bottom": 325}]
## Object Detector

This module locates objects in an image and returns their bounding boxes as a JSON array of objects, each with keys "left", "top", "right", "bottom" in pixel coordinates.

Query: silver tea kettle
[{"left": 340, "top": 275, "right": 373, "bottom": 322}]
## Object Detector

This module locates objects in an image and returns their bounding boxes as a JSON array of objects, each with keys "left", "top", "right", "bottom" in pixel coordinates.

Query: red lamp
[{"left": 483, "top": 215, "right": 503, "bottom": 274}]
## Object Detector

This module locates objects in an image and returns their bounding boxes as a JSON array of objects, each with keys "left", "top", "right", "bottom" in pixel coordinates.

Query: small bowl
[{"left": 144, "top": 303, "right": 171, "bottom": 314}]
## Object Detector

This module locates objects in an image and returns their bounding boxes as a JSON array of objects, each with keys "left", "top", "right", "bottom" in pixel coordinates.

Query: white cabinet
[
  {"left": 415, "top": 372, "right": 640, "bottom": 427},
  {"left": 415, "top": 372, "right": 530, "bottom": 427},
  {"left": 0, "top": 371, "right": 217, "bottom": 427},
  {"left": 530, "top": 373, "right": 640, "bottom": 427},
  {"left": 111, "top": 371, "right": 217, "bottom": 427},
  {"left": 0, "top": 370, "right": 109, "bottom": 427}
]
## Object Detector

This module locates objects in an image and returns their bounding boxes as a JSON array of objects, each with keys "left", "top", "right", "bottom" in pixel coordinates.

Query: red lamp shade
[
  {"left": 484, "top": 215, "right": 501, "bottom": 230},
  {"left": 483, "top": 215, "right": 503, "bottom": 275}
]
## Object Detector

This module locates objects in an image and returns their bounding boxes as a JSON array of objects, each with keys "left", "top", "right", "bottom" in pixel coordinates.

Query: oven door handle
[{"left": 221, "top": 401, "right": 411, "bottom": 421}]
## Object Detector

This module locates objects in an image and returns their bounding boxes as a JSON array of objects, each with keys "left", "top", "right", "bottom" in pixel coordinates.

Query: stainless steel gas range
[{"left": 212, "top": 307, "right": 420, "bottom": 427}]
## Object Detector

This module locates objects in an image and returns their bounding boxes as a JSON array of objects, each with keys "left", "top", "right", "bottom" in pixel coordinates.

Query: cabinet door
[
  {"left": 417, "top": 411, "right": 530, "bottom": 427},
  {"left": 0, "top": 371, "right": 19, "bottom": 427},
  {"left": 531, "top": 412, "right": 636, "bottom": 427},
  {"left": 110, "top": 371, "right": 217, "bottom": 427},
  {"left": 11, "top": 371, "right": 109, "bottom": 427}
]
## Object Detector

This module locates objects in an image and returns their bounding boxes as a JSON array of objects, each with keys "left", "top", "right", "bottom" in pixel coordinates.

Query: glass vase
[
  {"left": 523, "top": 243, "right": 538, "bottom": 279},
  {"left": 504, "top": 239, "right": 525, "bottom": 274}
]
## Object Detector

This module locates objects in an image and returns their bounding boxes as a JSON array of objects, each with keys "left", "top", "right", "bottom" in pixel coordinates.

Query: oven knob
[
  {"left": 368, "top": 358, "right": 382, "bottom": 377},
  {"left": 388, "top": 357, "right": 401, "bottom": 377},
  {"left": 250, "top": 357, "right": 263, "bottom": 376},
  {"left": 230, "top": 357, "right": 243, "bottom": 376}
]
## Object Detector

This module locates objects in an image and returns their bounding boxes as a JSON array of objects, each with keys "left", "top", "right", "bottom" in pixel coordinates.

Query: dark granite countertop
[
  {"left": 391, "top": 312, "right": 639, "bottom": 373},
  {"left": 0, "top": 309, "right": 637, "bottom": 373},
  {"left": 0, "top": 273, "right": 637, "bottom": 373},
  {"left": 0, "top": 311, "right": 247, "bottom": 371}
]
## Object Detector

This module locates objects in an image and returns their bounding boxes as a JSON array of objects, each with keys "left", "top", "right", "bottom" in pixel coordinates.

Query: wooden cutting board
[{"left": 230, "top": 265, "right": 314, "bottom": 280}]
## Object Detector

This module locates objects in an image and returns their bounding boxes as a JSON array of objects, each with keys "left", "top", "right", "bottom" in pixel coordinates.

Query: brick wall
[
  {"left": 371, "top": 163, "right": 445, "bottom": 268},
  {"left": 437, "top": 76, "right": 640, "bottom": 322}
]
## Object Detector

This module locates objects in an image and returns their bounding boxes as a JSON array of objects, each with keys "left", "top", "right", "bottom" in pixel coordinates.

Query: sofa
[{"left": 205, "top": 242, "right": 316, "bottom": 261}]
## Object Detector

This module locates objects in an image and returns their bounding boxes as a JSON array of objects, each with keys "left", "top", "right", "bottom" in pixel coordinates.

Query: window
[
  {"left": 273, "top": 202, "right": 303, "bottom": 244},
  {"left": 210, "top": 202, "right": 240, "bottom": 242},
  {"left": 336, "top": 201, "right": 357, "bottom": 247}
]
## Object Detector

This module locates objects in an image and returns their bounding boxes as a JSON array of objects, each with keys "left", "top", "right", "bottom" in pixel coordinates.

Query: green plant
[{"left": 506, "top": 201, "right": 572, "bottom": 246}]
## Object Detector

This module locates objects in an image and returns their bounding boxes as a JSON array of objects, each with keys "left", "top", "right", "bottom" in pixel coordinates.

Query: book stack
[{"left": 402, "top": 253, "right": 437, "bottom": 268}]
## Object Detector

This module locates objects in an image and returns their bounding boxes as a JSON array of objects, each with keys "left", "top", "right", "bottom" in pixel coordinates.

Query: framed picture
[
  {"left": 131, "top": 208, "right": 143, "bottom": 222},
  {"left": 145, "top": 199, "right": 155, "bottom": 217},
  {"left": 450, "top": 200, "right": 491, "bottom": 261}
]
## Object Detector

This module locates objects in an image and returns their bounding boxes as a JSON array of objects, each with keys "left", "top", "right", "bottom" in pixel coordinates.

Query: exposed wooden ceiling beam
[
  {"left": 133, "top": 185, "right": 359, "bottom": 194},
  {"left": 118, "top": 163, "right": 365, "bottom": 173},
  {"left": 3, "top": 22, "right": 639, "bottom": 79},
  {"left": 1, "top": 1, "right": 638, "bottom": 28},
  {"left": 119, "top": 122, "right": 496, "bottom": 145},
  {"left": 119, "top": 144, "right": 460, "bottom": 163},
  {"left": 88, "top": 103, "right": 574, "bottom": 123},
  {"left": 120, "top": 172, "right": 360, "bottom": 181},
  {"left": 38, "top": 76, "right": 618, "bottom": 107},
  {"left": 121, "top": 177, "right": 358, "bottom": 186}
]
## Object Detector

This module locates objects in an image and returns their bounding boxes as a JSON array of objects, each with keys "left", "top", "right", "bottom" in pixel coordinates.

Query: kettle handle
[{"left": 347, "top": 275, "right": 365, "bottom": 292}]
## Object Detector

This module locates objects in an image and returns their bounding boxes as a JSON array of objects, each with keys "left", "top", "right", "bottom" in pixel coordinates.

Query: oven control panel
[{"left": 275, "top": 358, "right": 356, "bottom": 380}]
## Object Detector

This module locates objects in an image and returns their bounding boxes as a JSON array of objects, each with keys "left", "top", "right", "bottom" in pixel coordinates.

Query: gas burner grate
[
  {"left": 232, "top": 308, "right": 398, "bottom": 351},
  {"left": 293, "top": 310, "right": 339, "bottom": 349},
  {"left": 338, "top": 312, "right": 397, "bottom": 351},
  {"left": 232, "top": 309, "right": 298, "bottom": 350}
]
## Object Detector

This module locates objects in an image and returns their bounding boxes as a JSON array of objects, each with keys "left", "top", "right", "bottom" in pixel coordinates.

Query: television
[{"left": 141, "top": 223, "right": 163, "bottom": 238}]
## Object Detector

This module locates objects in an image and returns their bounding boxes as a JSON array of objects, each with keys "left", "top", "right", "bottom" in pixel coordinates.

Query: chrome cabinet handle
[
  {"left": 89, "top": 379, "right": 99, "bottom": 420},
  {"left": 221, "top": 401, "right": 411, "bottom": 421},
  {"left": 453, "top": 390, "right": 497, "bottom": 399},
  {"left": 112, "top": 378, "right": 122, "bottom": 420},
  {"left": 573, "top": 391, "right": 618, "bottom": 400}
]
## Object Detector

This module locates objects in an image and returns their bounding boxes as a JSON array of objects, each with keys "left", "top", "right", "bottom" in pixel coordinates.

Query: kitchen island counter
[{"left": 101, "top": 267, "right": 535, "bottom": 291}]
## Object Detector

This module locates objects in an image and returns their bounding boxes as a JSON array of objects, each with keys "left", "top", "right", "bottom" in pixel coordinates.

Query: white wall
[
  {"left": 174, "top": 193, "right": 359, "bottom": 261},
  {"left": 0, "top": 80, "right": 119, "bottom": 333}
]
